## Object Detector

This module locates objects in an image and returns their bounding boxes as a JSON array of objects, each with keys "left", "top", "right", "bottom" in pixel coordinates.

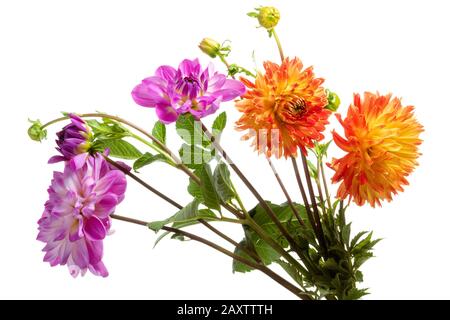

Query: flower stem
[
  {"left": 200, "top": 123, "right": 312, "bottom": 269},
  {"left": 300, "top": 152, "right": 328, "bottom": 255},
  {"left": 110, "top": 213, "right": 310, "bottom": 300},
  {"left": 42, "top": 113, "right": 201, "bottom": 185},
  {"left": 105, "top": 156, "right": 184, "bottom": 210},
  {"left": 320, "top": 161, "right": 333, "bottom": 211},
  {"left": 272, "top": 29, "right": 285, "bottom": 61},
  {"left": 266, "top": 157, "right": 304, "bottom": 226},
  {"left": 199, "top": 219, "right": 261, "bottom": 263}
]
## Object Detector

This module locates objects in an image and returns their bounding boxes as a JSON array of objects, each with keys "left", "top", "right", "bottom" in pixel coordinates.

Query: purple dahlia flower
[
  {"left": 48, "top": 114, "right": 92, "bottom": 168},
  {"left": 131, "top": 58, "right": 245, "bottom": 123},
  {"left": 37, "top": 154, "right": 127, "bottom": 277}
]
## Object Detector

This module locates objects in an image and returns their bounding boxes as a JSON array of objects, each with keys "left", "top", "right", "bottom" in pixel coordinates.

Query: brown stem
[
  {"left": 291, "top": 156, "right": 320, "bottom": 234},
  {"left": 300, "top": 152, "right": 327, "bottom": 254},
  {"left": 266, "top": 157, "right": 304, "bottom": 226},
  {"left": 110, "top": 213, "right": 310, "bottom": 300},
  {"left": 199, "top": 220, "right": 261, "bottom": 263},
  {"left": 200, "top": 123, "right": 308, "bottom": 264},
  {"left": 105, "top": 156, "right": 183, "bottom": 210}
]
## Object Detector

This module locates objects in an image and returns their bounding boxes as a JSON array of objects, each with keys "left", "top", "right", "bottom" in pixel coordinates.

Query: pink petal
[
  {"left": 83, "top": 216, "right": 107, "bottom": 241},
  {"left": 155, "top": 104, "right": 179, "bottom": 123}
]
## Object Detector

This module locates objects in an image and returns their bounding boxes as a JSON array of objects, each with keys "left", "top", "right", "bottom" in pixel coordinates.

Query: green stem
[
  {"left": 42, "top": 113, "right": 201, "bottom": 184},
  {"left": 300, "top": 152, "right": 328, "bottom": 256},
  {"left": 272, "top": 29, "right": 285, "bottom": 61},
  {"left": 129, "top": 133, "right": 175, "bottom": 165},
  {"left": 320, "top": 161, "right": 333, "bottom": 211},
  {"left": 266, "top": 156, "right": 305, "bottom": 226}
]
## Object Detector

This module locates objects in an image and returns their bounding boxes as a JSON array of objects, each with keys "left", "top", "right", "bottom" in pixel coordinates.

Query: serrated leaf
[
  {"left": 86, "top": 119, "right": 128, "bottom": 139},
  {"left": 213, "top": 163, "right": 235, "bottom": 203},
  {"left": 133, "top": 152, "right": 168, "bottom": 171},
  {"left": 232, "top": 240, "right": 255, "bottom": 273},
  {"left": 212, "top": 112, "right": 227, "bottom": 135},
  {"left": 175, "top": 114, "right": 209, "bottom": 147},
  {"left": 152, "top": 120, "right": 166, "bottom": 145},
  {"left": 193, "top": 164, "right": 221, "bottom": 211},
  {"left": 245, "top": 201, "right": 310, "bottom": 266},
  {"left": 342, "top": 223, "right": 352, "bottom": 248},
  {"left": 96, "top": 139, "right": 142, "bottom": 160},
  {"left": 345, "top": 288, "right": 369, "bottom": 300},
  {"left": 276, "top": 260, "right": 304, "bottom": 286},
  {"left": 187, "top": 178, "right": 204, "bottom": 202},
  {"left": 154, "top": 209, "right": 217, "bottom": 246},
  {"left": 148, "top": 200, "right": 216, "bottom": 232},
  {"left": 179, "top": 143, "right": 213, "bottom": 169},
  {"left": 350, "top": 231, "right": 369, "bottom": 250}
]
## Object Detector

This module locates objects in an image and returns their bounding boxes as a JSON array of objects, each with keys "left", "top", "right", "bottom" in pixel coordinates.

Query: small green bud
[
  {"left": 198, "top": 38, "right": 222, "bottom": 58},
  {"left": 255, "top": 6, "right": 280, "bottom": 29},
  {"left": 325, "top": 90, "right": 341, "bottom": 112},
  {"left": 27, "top": 119, "right": 47, "bottom": 142}
]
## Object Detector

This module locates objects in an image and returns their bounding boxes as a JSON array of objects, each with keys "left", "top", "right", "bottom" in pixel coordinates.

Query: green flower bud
[
  {"left": 257, "top": 6, "right": 280, "bottom": 29},
  {"left": 198, "top": 38, "right": 222, "bottom": 58},
  {"left": 28, "top": 119, "right": 47, "bottom": 142},
  {"left": 325, "top": 90, "right": 341, "bottom": 112}
]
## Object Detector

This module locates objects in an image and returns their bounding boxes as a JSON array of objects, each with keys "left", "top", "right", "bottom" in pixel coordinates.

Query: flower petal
[{"left": 83, "top": 216, "right": 107, "bottom": 241}]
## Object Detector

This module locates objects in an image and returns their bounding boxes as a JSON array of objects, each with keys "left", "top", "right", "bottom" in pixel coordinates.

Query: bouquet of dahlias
[{"left": 28, "top": 6, "right": 423, "bottom": 299}]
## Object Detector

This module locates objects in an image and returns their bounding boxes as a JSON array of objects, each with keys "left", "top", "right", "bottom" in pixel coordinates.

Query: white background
[{"left": 1, "top": 0, "right": 449, "bottom": 299}]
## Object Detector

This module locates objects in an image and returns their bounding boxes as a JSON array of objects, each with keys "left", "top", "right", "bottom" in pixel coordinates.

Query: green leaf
[
  {"left": 133, "top": 152, "right": 168, "bottom": 171},
  {"left": 175, "top": 114, "right": 209, "bottom": 147},
  {"left": 213, "top": 163, "right": 236, "bottom": 203},
  {"left": 232, "top": 240, "right": 255, "bottom": 273},
  {"left": 247, "top": 229, "right": 281, "bottom": 265},
  {"left": 245, "top": 201, "right": 309, "bottom": 266},
  {"left": 276, "top": 259, "right": 304, "bottom": 286},
  {"left": 152, "top": 121, "right": 166, "bottom": 145},
  {"left": 187, "top": 178, "right": 204, "bottom": 202},
  {"left": 212, "top": 112, "right": 227, "bottom": 135},
  {"left": 345, "top": 288, "right": 369, "bottom": 300},
  {"left": 148, "top": 200, "right": 216, "bottom": 232},
  {"left": 179, "top": 143, "right": 213, "bottom": 169},
  {"left": 314, "top": 140, "right": 332, "bottom": 159},
  {"left": 193, "top": 164, "right": 221, "bottom": 211},
  {"left": 86, "top": 119, "right": 128, "bottom": 140},
  {"left": 350, "top": 231, "right": 369, "bottom": 250},
  {"left": 342, "top": 223, "right": 352, "bottom": 248},
  {"left": 307, "top": 160, "right": 318, "bottom": 180},
  {"left": 154, "top": 209, "right": 217, "bottom": 246},
  {"left": 96, "top": 139, "right": 142, "bottom": 160}
]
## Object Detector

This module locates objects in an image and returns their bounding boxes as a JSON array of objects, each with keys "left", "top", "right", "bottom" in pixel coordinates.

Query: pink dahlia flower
[
  {"left": 131, "top": 58, "right": 245, "bottom": 123},
  {"left": 37, "top": 154, "right": 127, "bottom": 277},
  {"left": 48, "top": 114, "right": 93, "bottom": 169}
]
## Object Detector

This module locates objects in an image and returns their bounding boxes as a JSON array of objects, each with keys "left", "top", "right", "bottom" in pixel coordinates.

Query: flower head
[
  {"left": 257, "top": 6, "right": 280, "bottom": 29},
  {"left": 48, "top": 114, "right": 93, "bottom": 166},
  {"left": 198, "top": 38, "right": 222, "bottom": 58},
  {"left": 132, "top": 58, "right": 245, "bottom": 123},
  {"left": 236, "top": 57, "right": 330, "bottom": 158},
  {"left": 329, "top": 92, "right": 424, "bottom": 207},
  {"left": 37, "top": 154, "right": 127, "bottom": 277}
]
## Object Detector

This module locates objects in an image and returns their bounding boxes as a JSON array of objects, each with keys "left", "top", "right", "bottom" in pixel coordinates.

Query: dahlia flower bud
[
  {"left": 198, "top": 38, "right": 221, "bottom": 58},
  {"left": 325, "top": 90, "right": 341, "bottom": 112},
  {"left": 28, "top": 119, "right": 47, "bottom": 142},
  {"left": 249, "top": 6, "right": 280, "bottom": 30},
  {"left": 48, "top": 114, "right": 93, "bottom": 165}
]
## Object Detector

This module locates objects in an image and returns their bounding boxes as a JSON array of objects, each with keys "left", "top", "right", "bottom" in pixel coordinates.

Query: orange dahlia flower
[
  {"left": 235, "top": 57, "right": 330, "bottom": 158},
  {"left": 329, "top": 92, "right": 424, "bottom": 207}
]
